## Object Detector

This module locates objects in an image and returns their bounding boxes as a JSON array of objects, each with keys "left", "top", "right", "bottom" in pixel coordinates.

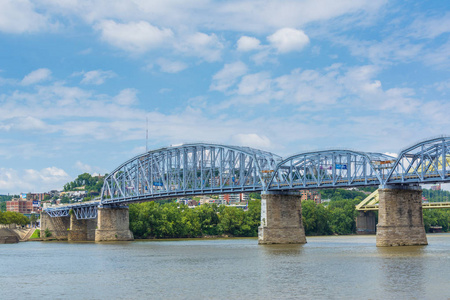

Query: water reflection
[
  {"left": 260, "top": 243, "right": 305, "bottom": 256},
  {"left": 377, "top": 246, "right": 426, "bottom": 298}
]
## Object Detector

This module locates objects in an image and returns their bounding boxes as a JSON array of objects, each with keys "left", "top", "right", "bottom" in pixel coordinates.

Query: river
[{"left": 1, "top": 234, "right": 450, "bottom": 299}]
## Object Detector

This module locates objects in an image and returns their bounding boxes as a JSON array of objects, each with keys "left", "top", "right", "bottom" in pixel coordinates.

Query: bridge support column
[
  {"left": 376, "top": 186, "right": 427, "bottom": 247},
  {"left": 95, "top": 206, "right": 134, "bottom": 242},
  {"left": 356, "top": 211, "right": 376, "bottom": 234},
  {"left": 68, "top": 214, "right": 97, "bottom": 241},
  {"left": 40, "top": 213, "right": 70, "bottom": 239},
  {"left": 258, "top": 192, "right": 306, "bottom": 244}
]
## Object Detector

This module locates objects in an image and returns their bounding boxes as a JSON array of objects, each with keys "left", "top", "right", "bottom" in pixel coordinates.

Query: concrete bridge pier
[
  {"left": 356, "top": 211, "right": 376, "bottom": 234},
  {"left": 95, "top": 206, "right": 134, "bottom": 242},
  {"left": 40, "top": 213, "right": 70, "bottom": 239},
  {"left": 376, "top": 186, "right": 428, "bottom": 247},
  {"left": 258, "top": 191, "right": 306, "bottom": 244},
  {"left": 68, "top": 214, "right": 97, "bottom": 241}
]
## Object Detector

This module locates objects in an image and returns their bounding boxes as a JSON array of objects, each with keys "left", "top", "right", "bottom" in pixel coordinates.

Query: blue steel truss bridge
[{"left": 45, "top": 136, "right": 450, "bottom": 220}]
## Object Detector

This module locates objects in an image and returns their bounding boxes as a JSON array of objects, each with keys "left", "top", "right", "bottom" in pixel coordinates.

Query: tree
[{"left": 301, "top": 200, "right": 331, "bottom": 235}]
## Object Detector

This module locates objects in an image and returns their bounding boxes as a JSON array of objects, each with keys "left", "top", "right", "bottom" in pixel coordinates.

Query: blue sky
[{"left": 1, "top": 0, "right": 450, "bottom": 194}]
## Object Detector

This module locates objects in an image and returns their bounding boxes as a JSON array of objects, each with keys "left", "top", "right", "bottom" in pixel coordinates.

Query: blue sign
[
  {"left": 32, "top": 200, "right": 40, "bottom": 207},
  {"left": 335, "top": 164, "right": 347, "bottom": 170},
  {"left": 153, "top": 182, "right": 163, "bottom": 186}
]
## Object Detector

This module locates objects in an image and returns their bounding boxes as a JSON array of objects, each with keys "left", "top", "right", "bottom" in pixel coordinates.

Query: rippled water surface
[{"left": 2, "top": 234, "right": 450, "bottom": 299}]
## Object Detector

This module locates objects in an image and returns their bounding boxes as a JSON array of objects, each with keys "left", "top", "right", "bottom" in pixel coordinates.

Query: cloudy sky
[{"left": 0, "top": 0, "right": 449, "bottom": 194}]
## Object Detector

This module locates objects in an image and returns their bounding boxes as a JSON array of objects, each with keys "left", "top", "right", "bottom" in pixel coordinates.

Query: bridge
[{"left": 41, "top": 136, "right": 450, "bottom": 246}]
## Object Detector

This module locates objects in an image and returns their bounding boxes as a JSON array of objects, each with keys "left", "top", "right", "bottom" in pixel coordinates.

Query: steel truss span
[
  {"left": 45, "top": 201, "right": 100, "bottom": 219},
  {"left": 101, "top": 143, "right": 281, "bottom": 205},
  {"left": 385, "top": 137, "right": 450, "bottom": 185},
  {"left": 44, "top": 137, "right": 450, "bottom": 219},
  {"left": 268, "top": 150, "right": 395, "bottom": 190}
]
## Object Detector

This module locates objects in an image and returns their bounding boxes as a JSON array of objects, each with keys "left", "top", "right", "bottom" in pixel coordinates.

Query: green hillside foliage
[{"left": 63, "top": 173, "right": 104, "bottom": 193}]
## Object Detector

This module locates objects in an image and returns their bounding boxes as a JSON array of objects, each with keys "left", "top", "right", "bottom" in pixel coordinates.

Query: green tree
[{"left": 301, "top": 200, "right": 331, "bottom": 235}]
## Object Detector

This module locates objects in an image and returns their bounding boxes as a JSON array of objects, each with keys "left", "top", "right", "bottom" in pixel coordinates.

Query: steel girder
[
  {"left": 45, "top": 201, "right": 100, "bottom": 219},
  {"left": 385, "top": 136, "right": 450, "bottom": 185},
  {"left": 101, "top": 143, "right": 281, "bottom": 205},
  {"left": 267, "top": 150, "right": 395, "bottom": 190}
]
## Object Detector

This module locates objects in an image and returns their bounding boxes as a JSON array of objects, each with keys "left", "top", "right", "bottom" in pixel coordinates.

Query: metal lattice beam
[
  {"left": 44, "top": 137, "right": 450, "bottom": 219},
  {"left": 101, "top": 143, "right": 281, "bottom": 205}
]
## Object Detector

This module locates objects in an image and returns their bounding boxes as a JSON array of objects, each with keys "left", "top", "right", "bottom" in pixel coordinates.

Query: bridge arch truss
[
  {"left": 385, "top": 136, "right": 450, "bottom": 185},
  {"left": 267, "top": 150, "right": 396, "bottom": 190},
  {"left": 101, "top": 143, "right": 281, "bottom": 205}
]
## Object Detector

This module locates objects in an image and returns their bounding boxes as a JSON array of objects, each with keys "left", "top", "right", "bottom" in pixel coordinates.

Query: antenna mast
[{"left": 146, "top": 117, "right": 148, "bottom": 152}]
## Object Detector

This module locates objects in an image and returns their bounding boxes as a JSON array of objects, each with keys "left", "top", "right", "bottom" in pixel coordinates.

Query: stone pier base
[
  {"left": 68, "top": 215, "right": 97, "bottom": 241},
  {"left": 376, "top": 187, "right": 427, "bottom": 247},
  {"left": 258, "top": 192, "right": 306, "bottom": 244},
  {"left": 356, "top": 211, "right": 376, "bottom": 234},
  {"left": 95, "top": 206, "right": 134, "bottom": 242},
  {"left": 40, "top": 213, "right": 70, "bottom": 239}
]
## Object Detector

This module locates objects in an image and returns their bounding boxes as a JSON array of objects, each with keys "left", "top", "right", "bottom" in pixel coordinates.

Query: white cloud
[
  {"left": 0, "top": 116, "right": 50, "bottom": 132},
  {"left": 237, "top": 36, "right": 261, "bottom": 51},
  {"left": 156, "top": 58, "right": 188, "bottom": 73},
  {"left": 410, "top": 12, "right": 450, "bottom": 39},
  {"left": 113, "top": 88, "right": 138, "bottom": 106},
  {"left": 0, "top": 167, "right": 70, "bottom": 193},
  {"left": 232, "top": 133, "right": 271, "bottom": 148},
  {"left": 95, "top": 20, "right": 173, "bottom": 53},
  {"left": 210, "top": 61, "right": 248, "bottom": 92},
  {"left": 80, "top": 70, "right": 116, "bottom": 85},
  {"left": 0, "top": 0, "right": 49, "bottom": 33},
  {"left": 423, "top": 41, "right": 450, "bottom": 68},
  {"left": 75, "top": 161, "right": 92, "bottom": 173},
  {"left": 21, "top": 68, "right": 52, "bottom": 85},
  {"left": 39, "top": 1, "right": 385, "bottom": 34},
  {"left": 175, "top": 32, "right": 224, "bottom": 62},
  {"left": 237, "top": 72, "right": 272, "bottom": 95},
  {"left": 267, "top": 28, "right": 310, "bottom": 53}
]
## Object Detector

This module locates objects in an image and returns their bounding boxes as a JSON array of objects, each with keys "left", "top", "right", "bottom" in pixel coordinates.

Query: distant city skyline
[{"left": 1, "top": 1, "right": 450, "bottom": 193}]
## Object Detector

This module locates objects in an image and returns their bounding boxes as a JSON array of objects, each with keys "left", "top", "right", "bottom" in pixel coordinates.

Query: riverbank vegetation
[
  {"left": 0, "top": 211, "right": 29, "bottom": 225},
  {"left": 129, "top": 200, "right": 261, "bottom": 239},
  {"left": 128, "top": 189, "right": 368, "bottom": 238},
  {"left": 128, "top": 187, "right": 450, "bottom": 238}
]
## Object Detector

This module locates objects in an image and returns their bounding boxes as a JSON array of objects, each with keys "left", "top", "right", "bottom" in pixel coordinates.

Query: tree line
[
  {"left": 128, "top": 188, "right": 450, "bottom": 239},
  {"left": 129, "top": 199, "right": 261, "bottom": 238},
  {"left": 0, "top": 211, "right": 29, "bottom": 225}
]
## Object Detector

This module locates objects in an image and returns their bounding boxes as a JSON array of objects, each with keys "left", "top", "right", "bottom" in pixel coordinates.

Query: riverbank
[{"left": 0, "top": 228, "right": 19, "bottom": 244}]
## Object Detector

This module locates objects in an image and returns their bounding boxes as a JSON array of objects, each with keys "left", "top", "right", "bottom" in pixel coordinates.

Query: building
[
  {"left": 6, "top": 198, "right": 40, "bottom": 214},
  {"left": 300, "top": 190, "right": 322, "bottom": 204},
  {"left": 219, "top": 193, "right": 249, "bottom": 204}
]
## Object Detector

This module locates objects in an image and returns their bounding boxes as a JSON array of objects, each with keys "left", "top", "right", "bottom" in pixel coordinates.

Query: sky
[{"left": 0, "top": 0, "right": 450, "bottom": 194}]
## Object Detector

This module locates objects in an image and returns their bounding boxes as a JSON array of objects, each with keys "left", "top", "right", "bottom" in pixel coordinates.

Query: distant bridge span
[{"left": 45, "top": 136, "right": 450, "bottom": 219}]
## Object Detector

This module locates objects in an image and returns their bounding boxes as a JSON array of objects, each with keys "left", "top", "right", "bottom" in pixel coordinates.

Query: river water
[{"left": 1, "top": 234, "right": 450, "bottom": 299}]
